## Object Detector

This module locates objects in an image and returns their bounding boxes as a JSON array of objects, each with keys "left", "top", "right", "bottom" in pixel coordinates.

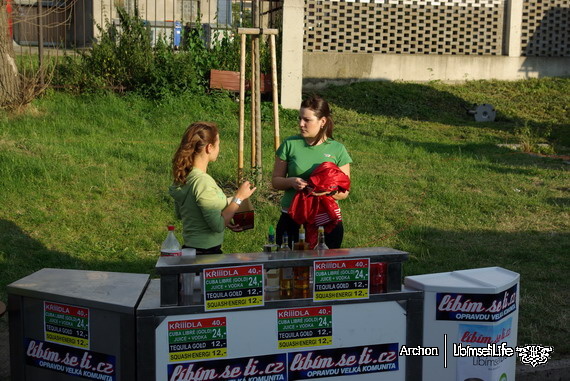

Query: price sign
[
  {"left": 168, "top": 317, "right": 227, "bottom": 362},
  {"left": 44, "top": 301, "right": 89, "bottom": 349},
  {"left": 277, "top": 306, "right": 333, "bottom": 349},
  {"left": 203, "top": 265, "right": 264, "bottom": 311},
  {"left": 313, "top": 258, "right": 370, "bottom": 302}
]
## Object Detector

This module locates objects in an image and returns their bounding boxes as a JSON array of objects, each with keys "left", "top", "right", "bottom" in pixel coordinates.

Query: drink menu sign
[
  {"left": 277, "top": 306, "right": 333, "bottom": 350},
  {"left": 44, "top": 301, "right": 89, "bottom": 349},
  {"left": 168, "top": 317, "right": 227, "bottom": 362},
  {"left": 313, "top": 258, "right": 370, "bottom": 302},
  {"left": 204, "top": 265, "right": 264, "bottom": 311}
]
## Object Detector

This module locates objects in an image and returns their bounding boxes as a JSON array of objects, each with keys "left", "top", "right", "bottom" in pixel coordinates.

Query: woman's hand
[
  {"left": 227, "top": 222, "right": 244, "bottom": 232},
  {"left": 289, "top": 177, "right": 308, "bottom": 190},
  {"left": 235, "top": 181, "right": 257, "bottom": 200}
]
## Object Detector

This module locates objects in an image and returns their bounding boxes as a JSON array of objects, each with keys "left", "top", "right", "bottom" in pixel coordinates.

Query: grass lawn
[{"left": 0, "top": 78, "right": 568, "bottom": 357}]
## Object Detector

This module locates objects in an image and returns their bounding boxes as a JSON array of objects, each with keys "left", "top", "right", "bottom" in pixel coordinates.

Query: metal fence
[{"left": 9, "top": 0, "right": 282, "bottom": 60}]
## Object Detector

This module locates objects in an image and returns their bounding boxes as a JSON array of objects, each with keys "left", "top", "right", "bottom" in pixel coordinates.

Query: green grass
[{"left": 0, "top": 79, "right": 569, "bottom": 358}]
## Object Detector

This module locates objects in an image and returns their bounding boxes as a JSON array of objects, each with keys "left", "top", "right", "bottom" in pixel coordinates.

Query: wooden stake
[
  {"left": 250, "top": 38, "right": 256, "bottom": 168},
  {"left": 238, "top": 33, "right": 247, "bottom": 183},
  {"left": 270, "top": 34, "right": 280, "bottom": 151},
  {"left": 255, "top": 35, "right": 262, "bottom": 184}
]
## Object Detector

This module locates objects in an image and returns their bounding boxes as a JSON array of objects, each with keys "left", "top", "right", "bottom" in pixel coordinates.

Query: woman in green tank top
[{"left": 271, "top": 96, "right": 353, "bottom": 248}]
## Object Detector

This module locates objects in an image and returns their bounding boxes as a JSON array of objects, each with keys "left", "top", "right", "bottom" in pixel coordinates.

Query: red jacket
[{"left": 288, "top": 162, "right": 351, "bottom": 247}]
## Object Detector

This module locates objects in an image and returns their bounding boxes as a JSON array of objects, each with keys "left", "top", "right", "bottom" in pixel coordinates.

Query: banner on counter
[
  {"left": 277, "top": 306, "right": 333, "bottom": 349},
  {"left": 44, "top": 301, "right": 89, "bottom": 349},
  {"left": 436, "top": 284, "right": 517, "bottom": 322},
  {"left": 168, "top": 317, "right": 227, "bottom": 362},
  {"left": 313, "top": 258, "right": 370, "bottom": 302},
  {"left": 168, "top": 353, "right": 287, "bottom": 381},
  {"left": 167, "top": 344, "right": 399, "bottom": 381},
  {"left": 24, "top": 338, "right": 115, "bottom": 381},
  {"left": 456, "top": 318, "right": 514, "bottom": 381},
  {"left": 203, "top": 265, "right": 264, "bottom": 311},
  {"left": 288, "top": 343, "right": 399, "bottom": 380}
]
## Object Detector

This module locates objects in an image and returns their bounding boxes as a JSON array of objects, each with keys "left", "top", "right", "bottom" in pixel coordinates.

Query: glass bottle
[
  {"left": 279, "top": 232, "right": 294, "bottom": 298},
  {"left": 263, "top": 225, "right": 279, "bottom": 292},
  {"left": 314, "top": 226, "right": 329, "bottom": 250},
  {"left": 293, "top": 226, "right": 311, "bottom": 298}
]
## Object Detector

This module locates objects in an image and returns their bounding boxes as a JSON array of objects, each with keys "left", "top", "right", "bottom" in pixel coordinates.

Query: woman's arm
[
  {"left": 332, "top": 163, "right": 350, "bottom": 200},
  {"left": 272, "top": 156, "right": 307, "bottom": 191},
  {"left": 221, "top": 181, "right": 257, "bottom": 227}
]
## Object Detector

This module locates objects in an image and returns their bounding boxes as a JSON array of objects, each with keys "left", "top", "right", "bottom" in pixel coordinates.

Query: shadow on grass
[
  {"left": 402, "top": 227, "right": 569, "bottom": 272},
  {"left": 316, "top": 81, "right": 569, "bottom": 147},
  {"left": 0, "top": 219, "right": 81, "bottom": 299},
  {"left": 319, "top": 81, "right": 473, "bottom": 125},
  {"left": 384, "top": 135, "right": 568, "bottom": 171},
  {"left": 400, "top": 227, "right": 569, "bottom": 354},
  {"left": 0, "top": 219, "right": 157, "bottom": 300}
]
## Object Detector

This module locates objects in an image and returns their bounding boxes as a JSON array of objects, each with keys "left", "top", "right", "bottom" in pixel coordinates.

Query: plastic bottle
[
  {"left": 263, "top": 225, "right": 279, "bottom": 253},
  {"left": 161, "top": 225, "right": 182, "bottom": 257}
]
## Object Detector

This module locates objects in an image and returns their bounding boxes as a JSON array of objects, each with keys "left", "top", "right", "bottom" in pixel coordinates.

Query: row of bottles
[
  {"left": 160, "top": 225, "right": 388, "bottom": 304},
  {"left": 263, "top": 225, "right": 328, "bottom": 299}
]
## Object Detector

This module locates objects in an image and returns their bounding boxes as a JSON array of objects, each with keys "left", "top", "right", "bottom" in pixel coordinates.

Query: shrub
[
  {"left": 53, "top": 7, "right": 275, "bottom": 99},
  {"left": 54, "top": 7, "right": 199, "bottom": 98}
]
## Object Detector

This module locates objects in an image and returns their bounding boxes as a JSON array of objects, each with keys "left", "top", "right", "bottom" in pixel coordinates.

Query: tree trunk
[{"left": 0, "top": 1, "right": 20, "bottom": 107}]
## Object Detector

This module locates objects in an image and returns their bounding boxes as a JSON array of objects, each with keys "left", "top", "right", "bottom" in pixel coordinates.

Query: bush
[
  {"left": 53, "top": 7, "right": 275, "bottom": 99},
  {"left": 55, "top": 7, "right": 199, "bottom": 98}
]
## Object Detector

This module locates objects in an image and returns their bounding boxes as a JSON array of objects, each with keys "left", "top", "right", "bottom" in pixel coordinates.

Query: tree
[{"left": 0, "top": 0, "right": 20, "bottom": 107}]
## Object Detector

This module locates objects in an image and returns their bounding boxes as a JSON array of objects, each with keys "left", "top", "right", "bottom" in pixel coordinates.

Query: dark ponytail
[{"left": 301, "top": 95, "right": 333, "bottom": 146}]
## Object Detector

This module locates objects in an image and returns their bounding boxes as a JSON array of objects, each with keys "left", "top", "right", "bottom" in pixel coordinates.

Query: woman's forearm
[
  {"left": 221, "top": 201, "right": 240, "bottom": 226},
  {"left": 272, "top": 176, "right": 292, "bottom": 190}
]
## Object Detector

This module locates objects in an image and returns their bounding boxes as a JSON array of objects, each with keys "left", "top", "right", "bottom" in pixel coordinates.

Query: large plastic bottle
[{"left": 161, "top": 225, "right": 182, "bottom": 257}]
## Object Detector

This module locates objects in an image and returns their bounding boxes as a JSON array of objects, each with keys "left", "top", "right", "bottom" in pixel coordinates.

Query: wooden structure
[
  {"left": 235, "top": 27, "right": 280, "bottom": 184},
  {"left": 209, "top": 69, "right": 273, "bottom": 93}
]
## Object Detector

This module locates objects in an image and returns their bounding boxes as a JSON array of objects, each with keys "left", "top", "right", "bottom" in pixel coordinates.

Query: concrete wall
[
  {"left": 278, "top": 0, "right": 570, "bottom": 108},
  {"left": 302, "top": 53, "right": 570, "bottom": 89},
  {"left": 280, "top": 0, "right": 304, "bottom": 109}
]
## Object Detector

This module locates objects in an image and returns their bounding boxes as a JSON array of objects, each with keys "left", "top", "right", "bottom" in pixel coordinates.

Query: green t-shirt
[
  {"left": 169, "top": 168, "right": 228, "bottom": 249},
  {"left": 276, "top": 135, "right": 352, "bottom": 210}
]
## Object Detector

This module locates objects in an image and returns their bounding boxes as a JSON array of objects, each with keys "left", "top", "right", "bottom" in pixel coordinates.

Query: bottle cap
[{"left": 168, "top": 225, "right": 175, "bottom": 231}]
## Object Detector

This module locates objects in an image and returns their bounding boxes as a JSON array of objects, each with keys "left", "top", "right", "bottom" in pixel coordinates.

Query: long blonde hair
[{"left": 172, "top": 122, "right": 219, "bottom": 185}]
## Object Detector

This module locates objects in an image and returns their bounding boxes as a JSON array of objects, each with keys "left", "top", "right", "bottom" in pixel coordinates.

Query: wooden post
[
  {"left": 250, "top": 38, "right": 256, "bottom": 168},
  {"left": 270, "top": 34, "right": 280, "bottom": 151},
  {"left": 238, "top": 33, "right": 247, "bottom": 183},
  {"left": 255, "top": 34, "right": 262, "bottom": 184},
  {"left": 235, "top": 26, "right": 280, "bottom": 184}
]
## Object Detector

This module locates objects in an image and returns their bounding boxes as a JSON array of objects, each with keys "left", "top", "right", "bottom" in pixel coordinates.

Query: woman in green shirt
[
  {"left": 170, "top": 122, "right": 256, "bottom": 254},
  {"left": 272, "top": 95, "right": 352, "bottom": 248}
]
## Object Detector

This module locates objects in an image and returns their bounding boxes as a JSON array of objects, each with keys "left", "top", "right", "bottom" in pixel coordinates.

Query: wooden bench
[{"left": 209, "top": 69, "right": 272, "bottom": 93}]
